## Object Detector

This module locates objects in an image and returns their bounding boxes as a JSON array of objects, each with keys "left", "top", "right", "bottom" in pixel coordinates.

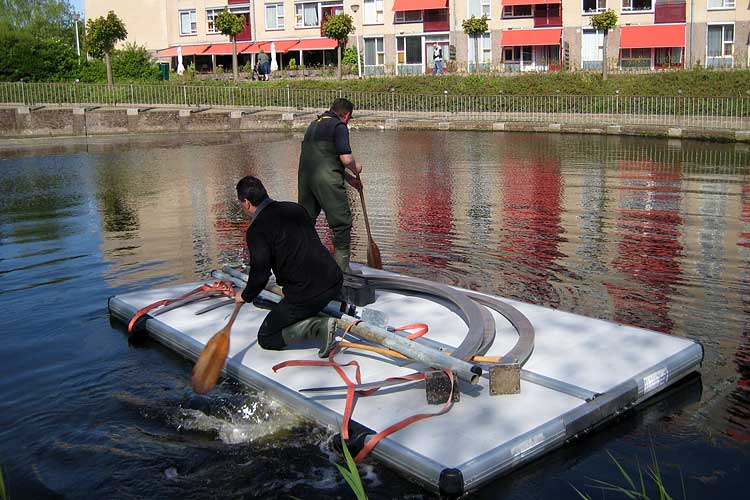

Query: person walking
[
  {"left": 298, "top": 98, "right": 362, "bottom": 273},
  {"left": 432, "top": 43, "right": 445, "bottom": 75},
  {"left": 235, "top": 175, "right": 343, "bottom": 357},
  {"left": 257, "top": 49, "right": 270, "bottom": 81}
]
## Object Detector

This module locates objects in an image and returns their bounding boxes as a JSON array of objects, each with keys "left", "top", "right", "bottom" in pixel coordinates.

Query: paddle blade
[
  {"left": 191, "top": 327, "right": 230, "bottom": 394},
  {"left": 367, "top": 239, "right": 383, "bottom": 270}
]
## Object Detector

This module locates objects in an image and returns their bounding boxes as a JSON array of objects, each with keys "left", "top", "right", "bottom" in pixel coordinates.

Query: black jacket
[{"left": 242, "top": 200, "right": 342, "bottom": 304}]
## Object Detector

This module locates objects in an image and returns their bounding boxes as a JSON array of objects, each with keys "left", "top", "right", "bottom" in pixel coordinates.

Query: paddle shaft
[{"left": 357, "top": 184, "right": 383, "bottom": 269}]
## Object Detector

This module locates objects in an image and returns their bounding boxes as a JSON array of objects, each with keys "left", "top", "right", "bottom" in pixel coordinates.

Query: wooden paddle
[
  {"left": 357, "top": 181, "right": 383, "bottom": 270},
  {"left": 191, "top": 302, "right": 243, "bottom": 394}
]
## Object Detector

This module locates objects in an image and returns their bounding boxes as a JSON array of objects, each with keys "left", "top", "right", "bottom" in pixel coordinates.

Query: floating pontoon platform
[{"left": 108, "top": 266, "right": 702, "bottom": 497}]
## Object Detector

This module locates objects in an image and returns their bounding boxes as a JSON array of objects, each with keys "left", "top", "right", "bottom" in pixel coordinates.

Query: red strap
[
  {"left": 127, "top": 281, "right": 235, "bottom": 334},
  {"left": 394, "top": 323, "right": 429, "bottom": 340}
]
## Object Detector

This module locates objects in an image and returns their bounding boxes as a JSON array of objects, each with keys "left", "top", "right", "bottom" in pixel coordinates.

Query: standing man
[
  {"left": 432, "top": 43, "right": 445, "bottom": 75},
  {"left": 235, "top": 176, "right": 343, "bottom": 357},
  {"left": 298, "top": 98, "right": 362, "bottom": 273},
  {"left": 257, "top": 49, "right": 270, "bottom": 80}
]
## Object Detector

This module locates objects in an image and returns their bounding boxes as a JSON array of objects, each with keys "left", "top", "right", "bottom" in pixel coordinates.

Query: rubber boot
[
  {"left": 333, "top": 248, "right": 352, "bottom": 274},
  {"left": 281, "top": 317, "right": 338, "bottom": 357}
]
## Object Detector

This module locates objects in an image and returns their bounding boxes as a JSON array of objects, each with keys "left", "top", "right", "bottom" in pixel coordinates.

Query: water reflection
[{"left": 1, "top": 131, "right": 750, "bottom": 498}]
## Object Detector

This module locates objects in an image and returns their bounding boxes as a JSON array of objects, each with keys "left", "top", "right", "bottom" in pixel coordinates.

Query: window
[
  {"left": 397, "top": 36, "right": 422, "bottom": 64},
  {"left": 363, "top": 0, "right": 384, "bottom": 24},
  {"left": 468, "top": 33, "right": 491, "bottom": 65},
  {"left": 266, "top": 3, "right": 285, "bottom": 29},
  {"left": 708, "top": 0, "right": 735, "bottom": 8},
  {"left": 503, "top": 5, "right": 532, "bottom": 17},
  {"left": 707, "top": 24, "right": 734, "bottom": 59},
  {"left": 395, "top": 11, "right": 423, "bottom": 23},
  {"left": 504, "top": 46, "right": 532, "bottom": 63},
  {"left": 582, "top": 0, "right": 606, "bottom": 13},
  {"left": 468, "top": 0, "right": 491, "bottom": 18},
  {"left": 206, "top": 8, "right": 223, "bottom": 34},
  {"left": 620, "top": 48, "right": 651, "bottom": 68},
  {"left": 296, "top": 2, "right": 320, "bottom": 27},
  {"left": 179, "top": 10, "right": 197, "bottom": 36},
  {"left": 655, "top": 47, "right": 682, "bottom": 67},
  {"left": 622, "top": 0, "right": 653, "bottom": 11},
  {"left": 364, "top": 37, "right": 384, "bottom": 65}
]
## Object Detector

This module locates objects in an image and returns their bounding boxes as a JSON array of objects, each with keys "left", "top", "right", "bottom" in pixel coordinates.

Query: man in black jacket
[{"left": 235, "top": 176, "right": 343, "bottom": 357}]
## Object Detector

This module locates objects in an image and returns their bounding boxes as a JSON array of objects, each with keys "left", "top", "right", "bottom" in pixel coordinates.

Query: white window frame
[
  {"left": 206, "top": 8, "right": 223, "bottom": 34},
  {"left": 467, "top": 33, "right": 491, "bottom": 70},
  {"left": 396, "top": 35, "right": 423, "bottom": 65},
  {"left": 582, "top": 0, "right": 606, "bottom": 14},
  {"left": 706, "top": 23, "right": 734, "bottom": 64},
  {"left": 468, "top": 0, "right": 491, "bottom": 19},
  {"left": 363, "top": 0, "right": 384, "bottom": 24},
  {"left": 364, "top": 37, "right": 385, "bottom": 65},
  {"left": 265, "top": 3, "right": 285, "bottom": 30},
  {"left": 179, "top": 9, "right": 197, "bottom": 36},
  {"left": 502, "top": 5, "right": 532, "bottom": 17},
  {"left": 707, "top": 0, "right": 735, "bottom": 9},
  {"left": 395, "top": 10, "right": 423, "bottom": 23},
  {"left": 295, "top": 2, "right": 321, "bottom": 28},
  {"left": 621, "top": 0, "right": 653, "bottom": 13}
]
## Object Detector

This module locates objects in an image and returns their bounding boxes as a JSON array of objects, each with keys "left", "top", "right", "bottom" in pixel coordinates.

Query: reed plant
[
  {"left": 0, "top": 467, "right": 8, "bottom": 500},
  {"left": 334, "top": 436, "right": 368, "bottom": 500},
  {"left": 572, "top": 448, "right": 685, "bottom": 500}
]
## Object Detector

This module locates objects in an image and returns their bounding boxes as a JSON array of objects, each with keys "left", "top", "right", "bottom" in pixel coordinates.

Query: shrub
[
  {"left": 0, "top": 29, "right": 78, "bottom": 81},
  {"left": 111, "top": 43, "right": 161, "bottom": 81}
]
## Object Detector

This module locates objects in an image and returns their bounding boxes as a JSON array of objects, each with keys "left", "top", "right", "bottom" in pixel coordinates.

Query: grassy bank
[{"left": 168, "top": 69, "right": 750, "bottom": 97}]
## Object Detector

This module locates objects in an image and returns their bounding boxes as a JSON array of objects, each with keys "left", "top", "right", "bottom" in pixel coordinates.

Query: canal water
[{"left": 0, "top": 130, "right": 748, "bottom": 499}]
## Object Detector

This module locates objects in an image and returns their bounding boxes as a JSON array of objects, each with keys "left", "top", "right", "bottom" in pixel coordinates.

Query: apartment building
[{"left": 84, "top": 0, "right": 749, "bottom": 74}]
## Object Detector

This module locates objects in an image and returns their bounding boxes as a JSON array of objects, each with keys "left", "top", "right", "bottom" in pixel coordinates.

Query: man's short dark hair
[
  {"left": 236, "top": 176, "right": 269, "bottom": 206},
  {"left": 330, "top": 98, "right": 354, "bottom": 118}
]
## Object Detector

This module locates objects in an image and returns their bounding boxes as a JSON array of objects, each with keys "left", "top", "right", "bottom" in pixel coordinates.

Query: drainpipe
[{"left": 688, "top": 0, "right": 694, "bottom": 67}]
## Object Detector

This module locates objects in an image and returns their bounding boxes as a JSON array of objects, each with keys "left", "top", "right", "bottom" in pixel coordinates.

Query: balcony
[
  {"left": 424, "top": 9, "right": 449, "bottom": 32},
  {"left": 534, "top": 4, "right": 562, "bottom": 28},
  {"left": 654, "top": 0, "right": 686, "bottom": 23}
]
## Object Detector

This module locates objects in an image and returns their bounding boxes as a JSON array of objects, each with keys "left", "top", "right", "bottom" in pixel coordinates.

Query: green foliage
[
  {"left": 0, "top": 466, "right": 7, "bottom": 500},
  {"left": 214, "top": 9, "right": 245, "bottom": 38},
  {"left": 342, "top": 47, "right": 361, "bottom": 66},
  {"left": 572, "top": 449, "right": 683, "bottom": 500},
  {"left": 590, "top": 9, "right": 618, "bottom": 32},
  {"left": 288, "top": 58, "right": 298, "bottom": 70},
  {"left": 462, "top": 15, "right": 489, "bottom": 36},
  {"left": 0, "top": 0, "right": 78, "bottom": 44},
  {"left": 323, "top": 13, "right": 354, "bottom": 44},
  {"left": 111, "top": 43, "right": 160, "bottom": 81},
  {"left": 0, "top": 29, "right": 78, "bottom": 81},
  {"left": 334, "top": 436, "right": 368, "bottom": 500},
  {"left": 85, "top": 10, "right": 127, "bottom": 58}
]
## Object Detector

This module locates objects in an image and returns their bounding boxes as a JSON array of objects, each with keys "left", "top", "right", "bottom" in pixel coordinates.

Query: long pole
[
  {"left": 356, "top": 33, "right": 362, "bottom": 78},
  {"left": 74, "top": 19, "right": 81, "bottom": 60}
]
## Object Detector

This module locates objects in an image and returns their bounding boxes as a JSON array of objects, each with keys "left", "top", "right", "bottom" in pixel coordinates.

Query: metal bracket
[
  {"left": 425, "top": 370, "right": 460, "bottom": 405},
  {"left": 489, "top": 364, "right": 521, "bottom": 395}
]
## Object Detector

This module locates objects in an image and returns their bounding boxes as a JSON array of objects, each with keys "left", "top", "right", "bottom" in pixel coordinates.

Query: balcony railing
[
  {"left": 534, "top": 14, "right": 562, "bottom": 27},
  {"left": 654, "top": 1, "right": 686, "bottom": 23},
  {"left": 424, "top": 9, "right": 449, "bottom": 32}
]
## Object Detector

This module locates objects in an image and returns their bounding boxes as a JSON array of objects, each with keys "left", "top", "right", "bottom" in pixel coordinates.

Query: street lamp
[
  {"left": 73, "top": 13, "right": 81, "bottom": 61},
  {"left": 350, "top": 4, "right": 362, "bottom": 78}
]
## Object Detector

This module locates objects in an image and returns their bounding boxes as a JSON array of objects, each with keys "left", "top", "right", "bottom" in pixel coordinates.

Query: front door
[
  {"left": 425, "top": 39, "right": 449, "bottom": 73},
  {"left": 581, "top": 29, "right": 603, "bottom": 69}
]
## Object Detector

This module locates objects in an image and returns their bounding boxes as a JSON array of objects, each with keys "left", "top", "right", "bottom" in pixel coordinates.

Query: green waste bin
[{"left": 159, "top": 62, "right": 170, "bottom": 81}]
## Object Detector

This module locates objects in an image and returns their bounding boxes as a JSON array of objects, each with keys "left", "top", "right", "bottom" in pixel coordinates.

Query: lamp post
[
  {"left": 350, "top": 4, "right": 362, "bottom": 78},
  {"left": 73, "top": 13, "right": 81, "bottom": 61}
]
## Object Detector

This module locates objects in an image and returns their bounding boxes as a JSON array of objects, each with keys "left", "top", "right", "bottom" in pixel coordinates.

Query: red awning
[
  {"left": 620, "top": 24, "right": 685, "bottom": 49},
  {"left": 501, "top": 28, "right": 562, "bottom": 46},
  {"left": 502, "top": 0, "right": 560, "bottom": 4},
  {"left": 392, "top": 0, "right": 448, "bottom": 11},
  {"left": 156, "top": 45, "right": 211, "bottom": 57},
  {"left": 203, "top": 43, "right": 253, "bottom": 55},
  {"left": 294, "top": 38, "right": 339, "bottom": 50},
  {"left": 243, "top": 40, "right": 300, "bottom": 53}
]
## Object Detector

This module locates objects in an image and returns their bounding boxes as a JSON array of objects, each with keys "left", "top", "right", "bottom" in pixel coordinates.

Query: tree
[
  {"left": 462, "top": 16, "right": 489, "bottom": 75},
  {"left": 590, "top": 9, "right": 618, "bottom": 81},
  {"left": 0, "top": 0, "right": 78, "bottom": 44},
  {"left": 0, "top": 29, "right": 78, "bottom": 81},
  {"left": 323, "top": 13, "right": 354, "bottom": 80},
  {"left": 214, "top": 8, "right": 245, "bottom": 80},
  {"left": 86, "top": 11, "right": 127, "bottom": 86}
]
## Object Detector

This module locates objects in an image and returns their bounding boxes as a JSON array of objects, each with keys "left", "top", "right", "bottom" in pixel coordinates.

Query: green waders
[
  {"left": 298, "top": 116, "right": 352, "bottom": 272},
  {"left": 281, "top": 317, "right": 339, "bottom": 358}
]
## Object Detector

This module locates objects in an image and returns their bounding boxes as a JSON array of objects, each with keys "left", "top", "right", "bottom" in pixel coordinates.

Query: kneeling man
[{"left": 235, "top": 176, "right": 342, "bottom": 357}]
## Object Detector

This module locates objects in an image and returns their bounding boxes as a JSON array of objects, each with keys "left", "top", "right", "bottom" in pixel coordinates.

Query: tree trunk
[
  {"left": 231, "top": 36, "right": 239, "bottom": 80},
  {"left": 473, "top": 35, "right": 480, "bottom": 74},
  {"left": 104, "top": 50, "right": 113, "bottom": 86},
  {"left": 602, "top": 30, "right": 608, "bottom": 81},
  {"left": 337, "top": 43, "right": 342, "bottom": 80}
]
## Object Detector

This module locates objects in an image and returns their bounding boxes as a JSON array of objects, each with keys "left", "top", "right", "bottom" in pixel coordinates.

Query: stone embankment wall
[{"left": 1, "top": 106, "right": 749, "bottom": 143}]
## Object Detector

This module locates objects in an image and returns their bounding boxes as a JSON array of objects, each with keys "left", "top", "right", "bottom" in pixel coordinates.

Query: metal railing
[{"left": 1, "top": 82, "right": 748, "bottom": 130}]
